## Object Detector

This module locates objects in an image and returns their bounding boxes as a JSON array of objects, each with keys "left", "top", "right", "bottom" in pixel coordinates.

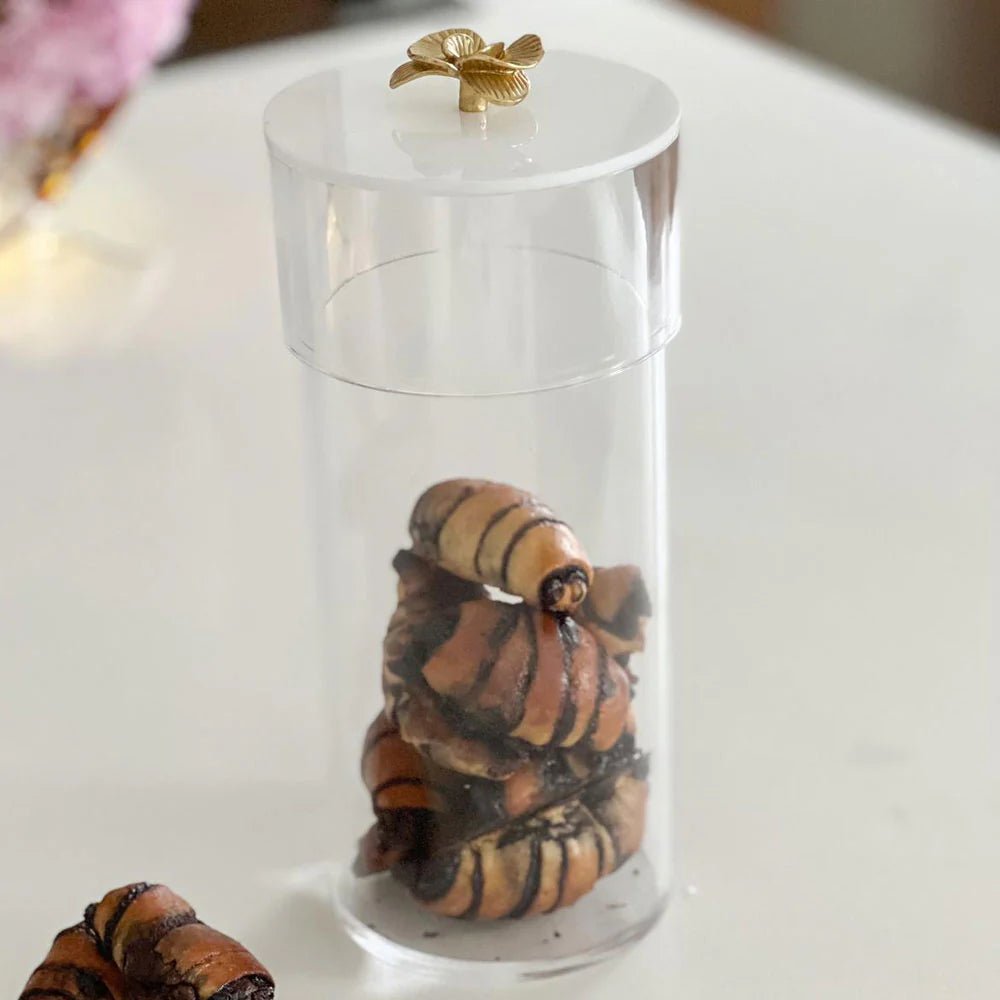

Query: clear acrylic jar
[{"left": 264, "top": 46, "right": 680, "bottom": 980}]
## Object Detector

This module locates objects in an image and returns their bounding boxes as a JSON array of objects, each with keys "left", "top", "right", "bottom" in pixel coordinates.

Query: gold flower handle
[{"left": 389, "top": 28, "right": 544, "bottom": 112}]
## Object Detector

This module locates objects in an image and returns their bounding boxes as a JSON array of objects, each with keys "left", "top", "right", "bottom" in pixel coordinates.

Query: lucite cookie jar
[{"left": 264, "top": 28, "right": 680, "bottom": 981}]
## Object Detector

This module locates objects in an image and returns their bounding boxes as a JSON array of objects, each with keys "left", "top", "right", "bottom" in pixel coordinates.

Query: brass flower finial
[{"left": 389, "top": 28, "right": 544, "bottom": 113}]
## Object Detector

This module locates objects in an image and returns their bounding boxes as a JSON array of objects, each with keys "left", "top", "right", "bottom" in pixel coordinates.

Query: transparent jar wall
[
  {"left": 266, "top": 55, "right": 680, "bottom": 979},
  {"left": 269, "top": 141, "right": 679, "bottom": 395},
  {"left": 302, "top": 349, "right": 671, "bottom": 976}
]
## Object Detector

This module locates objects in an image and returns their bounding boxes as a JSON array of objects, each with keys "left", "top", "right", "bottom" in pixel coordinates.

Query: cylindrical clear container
[{"left": 264, "top": 46, "right": 680, "bottom": 981}]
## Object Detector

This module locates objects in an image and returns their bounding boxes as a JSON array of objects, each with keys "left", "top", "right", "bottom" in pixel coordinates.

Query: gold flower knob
[{"left": 389, "top": 28, "right": 544, "bottom": 112}]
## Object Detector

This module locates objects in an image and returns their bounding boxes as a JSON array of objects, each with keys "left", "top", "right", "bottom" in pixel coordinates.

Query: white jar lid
[
  {"left": 264, "top": 50, "right": 680, "bottom": 197},
  {"left": 264, "top": 47, "right": 681, "bottom": 395}
]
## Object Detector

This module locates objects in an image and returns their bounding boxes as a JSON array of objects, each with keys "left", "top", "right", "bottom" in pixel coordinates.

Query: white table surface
[{"left": 2, "top": 1, "right": 999, "bottom": 997}]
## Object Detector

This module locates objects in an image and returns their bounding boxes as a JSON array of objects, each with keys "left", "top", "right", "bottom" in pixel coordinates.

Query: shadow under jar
[{"left": 264, "top": 48, "right": 680, "bottom": 982}]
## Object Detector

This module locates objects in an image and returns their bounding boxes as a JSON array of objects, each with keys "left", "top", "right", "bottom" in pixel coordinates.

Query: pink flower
[{"left": 0, "top": 0, "right": 195, "bottom": 149}]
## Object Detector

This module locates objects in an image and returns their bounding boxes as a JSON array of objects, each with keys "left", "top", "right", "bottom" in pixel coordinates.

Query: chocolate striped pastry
[
  {"left": 576, "top": 565, "right": 652, "bottom": 667},
  {"left": 393, "top": 547, "right": 487, "bottom": 609},
  {"left": 384, "top": 577, "right": 634, "bottom": 775},
  {"left": 356, "top": 713, "right": 647, "bottom": 919},
  {"left": 395, "top": 772, "right": 648, "bottom": 920},
  {"left": 356, "top": 711, "right": 644, "bottom": 875},
  {"left": 356, "top": 711, "right": 442, "bottom": 874},
  {"left": 409, "top": 479, "right": 592, "bottom": 612},
  {"left": 396, "top": 682, "right": 529, "bottom": 780},
  {"left": 382, "top": 550, "right": 486, "bottom": 721},
  {"left": 86, "top": 884, "right": 274, "bottom": 1000},
  {"left": 19, "top": 923, "right": 128, "bottom": 1000}
]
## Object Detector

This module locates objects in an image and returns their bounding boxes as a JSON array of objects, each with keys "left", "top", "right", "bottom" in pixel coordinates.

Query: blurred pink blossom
[{"left": 0, "top": 0, "right": 195, "bottom": 149}]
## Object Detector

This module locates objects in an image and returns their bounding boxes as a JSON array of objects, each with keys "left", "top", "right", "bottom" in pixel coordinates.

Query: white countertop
[{"left": 2, "top": 0, "right": 998, "bottom": 997}]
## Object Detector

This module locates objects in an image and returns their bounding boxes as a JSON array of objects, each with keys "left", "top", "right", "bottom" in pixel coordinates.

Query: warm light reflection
[
  {"left": 0, "top": 223, "right": 156, "bottom": 361},
  {"left": 0, "top": 165, "right": 165, "bottom": 362}
]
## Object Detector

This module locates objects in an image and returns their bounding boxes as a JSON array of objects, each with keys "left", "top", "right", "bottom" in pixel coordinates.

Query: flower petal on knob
[
  {"left": 409, "top": 28, "right": 485, "bottom": 63},
  {"left": 442, "top": 29, "right": 487, "bottom": 60},
  {"left": 503, "top": 34, "right": 545, "bottom": 68},
  {"left": 407, "top": 30, "right": 448, "bottom": 61},
  {"left": 389, "top": 59, "right": 457, "bottom": 89},
  {"left": 459, "top": 64, "right": 530, "bottom": 106}
]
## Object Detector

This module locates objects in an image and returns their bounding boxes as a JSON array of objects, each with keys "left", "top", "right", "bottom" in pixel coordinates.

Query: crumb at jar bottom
[{"left": 333, "top": 851, "right": 669, "bottom": 979}]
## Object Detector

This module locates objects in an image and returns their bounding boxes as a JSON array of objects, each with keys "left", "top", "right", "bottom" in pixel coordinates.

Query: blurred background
[{"left": 174, "top": 0, "right": 1000, "bottom": 135}]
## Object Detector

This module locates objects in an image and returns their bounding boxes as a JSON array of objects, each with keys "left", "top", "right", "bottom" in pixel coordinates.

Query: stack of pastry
[{"left": 355, "top": 479, "right": 652, "bottom": 920}]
